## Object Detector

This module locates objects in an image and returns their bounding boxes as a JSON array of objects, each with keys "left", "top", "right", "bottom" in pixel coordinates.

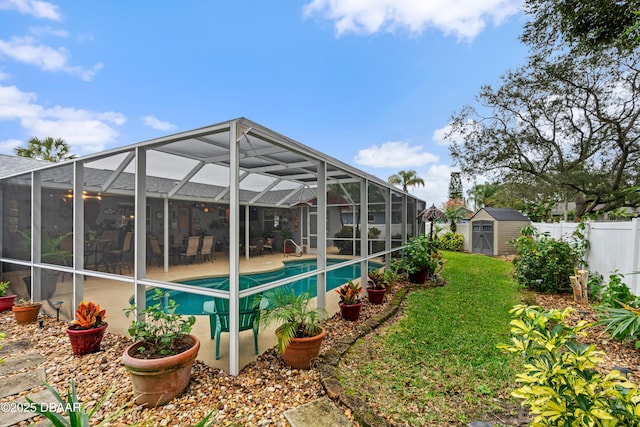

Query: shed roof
[{"left": 471, "top": 207, "right": 530, "bottom": 222}]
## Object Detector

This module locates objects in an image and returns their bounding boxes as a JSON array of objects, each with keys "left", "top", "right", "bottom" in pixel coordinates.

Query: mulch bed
[
  {"left": 0, "top": 283, "right": 638, "bottom": 426},
  {"left": 534, "top": 292, "right": 640, "bottom": 384}
]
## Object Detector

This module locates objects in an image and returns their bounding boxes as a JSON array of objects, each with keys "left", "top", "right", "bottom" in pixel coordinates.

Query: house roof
[
  {"left": 471, "top": 207, "right": 530, "bottom": 222},
  {"left": 0, "top": 154, "right": 50, "bottom": 179}
]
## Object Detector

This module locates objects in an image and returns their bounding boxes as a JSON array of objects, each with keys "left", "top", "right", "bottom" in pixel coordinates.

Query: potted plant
[
  {"left": 366, "top": 270, "right": 388, "bottom": 304},
  {"left": 402, "top": 234, "right": 441, "bottom": 284},
  {"left": 0, "top": 281, "right": 16, "bottom": 311},
  {"left": 12, "top": 298, "right": 42, "bottom": 324},
  {"left": 336, "top": 280, "right": 363, "bottom": 321},
  {"left": 259, "top": 287, "right": 327, "bottom": 369},
  {"left": 123, "top": 289, "right": 199, "bottom": 407},
  {"left": 66, "top": 300, "right": 108, "bottom": 356}
]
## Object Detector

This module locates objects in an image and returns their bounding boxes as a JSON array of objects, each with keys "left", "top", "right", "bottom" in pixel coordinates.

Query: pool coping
[{"left": 172, "top": 256, "right": 383, "bottom": 286}]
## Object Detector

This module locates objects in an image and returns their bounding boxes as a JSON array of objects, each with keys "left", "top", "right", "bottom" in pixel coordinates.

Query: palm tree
[
  {"left": 387, "top": 170, "right": 425, "bottom": 193},
  {"left": 15, "top": 137, "right": 76, "bottom": 162},
  {"left": 467, "top": 183, "right": 496, "bottom": 211},
  {"left": 443, "top": 205, "right": 466, "bottom": 233}
]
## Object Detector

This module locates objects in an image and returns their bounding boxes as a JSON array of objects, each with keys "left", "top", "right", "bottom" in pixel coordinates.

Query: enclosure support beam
[
  {"left": 31, "top": 171, "right": 42, "bottom": 301},
  {"left": 360, "top": 177, "right": 368, "bottom": 289},
  {"left": 229, "top": 121, "right": 241, "bottom": 376},
  {"left": 401, "top": 195, "right": 407, "bottom": 243},
  {"left": 316, "top": 160, "right": 327, "bottom": 312},
  {"left": 163, "top": 198, "right": 169, "bottom": 272},
  {"left": 72, "top": 162, "right": 85, "bottom": 311},
  {"left": 134, "top": 147, "right": 147, "bottom": 316},
  {"left": 385, "top": 187, "right": 392, "bottom": 269}
]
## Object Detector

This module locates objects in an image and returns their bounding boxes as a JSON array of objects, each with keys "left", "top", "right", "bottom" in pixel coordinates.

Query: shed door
[{"left": 472, "top": 220, "right": 494, "bottom": 255}]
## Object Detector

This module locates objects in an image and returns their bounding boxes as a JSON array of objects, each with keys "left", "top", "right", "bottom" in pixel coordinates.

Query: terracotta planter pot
[
  {"left": 66, "top": 323, "right": 108, "bottom": 356},
  {"left": 367, "top": 287, "right": 386, "bottom": 305},
  {"left": 408, "top": 267, "right": 430, "bottom": 284},
  {"left": 122, "top": 335, "right": 200, "bottom": 407},
  {"left": 12, "top": 303, "right": 42, "bottom": 324},
  {"left": 282, "top": 327, "right": 326, "bottom": 369},
  {"left": 0, "top": 295, "right": 16, "bottom": 312},
  {"left": 339, "top": 302, "right": 362, "bottom": 321}
]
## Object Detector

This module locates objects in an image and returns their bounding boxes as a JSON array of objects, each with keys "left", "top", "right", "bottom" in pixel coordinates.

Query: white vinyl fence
[{"left": 532, "top": 219, "right": 640, "bottom": 295}]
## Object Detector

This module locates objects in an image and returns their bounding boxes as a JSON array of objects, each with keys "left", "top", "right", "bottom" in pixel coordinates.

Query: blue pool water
[{"left": 158, "top": 259, "right": 381, "bottom": 315}]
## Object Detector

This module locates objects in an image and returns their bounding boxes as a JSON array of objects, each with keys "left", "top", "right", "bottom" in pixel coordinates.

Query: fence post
[
  {"left": 631, "top": 218, "right": 640, "bottom": 295},
  {"left": 583, "top": 220, "right": 592, "bottom": 270}
]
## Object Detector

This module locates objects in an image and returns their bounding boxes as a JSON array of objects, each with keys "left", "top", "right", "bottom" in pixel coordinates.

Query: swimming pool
[{"left": 158, "top": 259, "right": 381, "bottom": 315}]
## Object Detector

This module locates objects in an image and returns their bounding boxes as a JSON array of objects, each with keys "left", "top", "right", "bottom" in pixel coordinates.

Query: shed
[{"left": 469, "top": 207, "right": 530, "bottom": 255}]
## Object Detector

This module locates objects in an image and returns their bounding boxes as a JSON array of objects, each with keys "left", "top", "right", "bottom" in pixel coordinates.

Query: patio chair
[
  {"left": 104, "top": 232, "right": 133, "bottom": 274},
  {"left": 203, "top": 294, "right": 261, "bottom": 360},
  {"left": 263, "top": 237, "right": 274, "bottom": 254},
  {"left": 148, "top": 236, "right": 163, "bottom": 267},
  {"left": 180, "top": 236, "right": 200, "bottom": 265},
  {"left": 249, "top": 238, "right": 264, "bottom": 257},
  {"left": 199, "top": 235, "right": 215, "bottom": 263}
]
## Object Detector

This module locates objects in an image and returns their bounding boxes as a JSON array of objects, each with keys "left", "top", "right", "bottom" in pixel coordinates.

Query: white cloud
[
  {"left": 303, "top": 0, "right": 521, "bottom": 40},
  {"left": 0, "top": 67, "right": 10, "bottom": 81},
  {"left": 0, "top": 84, "right": 126, "bottom": 155},
  {"left": 410, "top": 164, "right": 454, "bottom": 206},
  {"left": 354, "top": 140, "right": 438, "bottom": 168},
  {"left": 432, "top": 122, "right": 467, "bottom": 146},
  {"left": 0, "top": 36, "right": 103, "bottom": 81},
  {"left": 0, "top": 138, "right": 23, "bottom": 153},
  {"left": 0, "top": 0, "right": 60, "bottom": 20},
  {"left": 143, "top": 115, "right": 177, "bottom": 131}
]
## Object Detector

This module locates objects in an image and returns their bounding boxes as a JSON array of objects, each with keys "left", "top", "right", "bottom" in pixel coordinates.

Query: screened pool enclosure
[{"left": 0, "top": 118, "right": 425, "bottom": 374}]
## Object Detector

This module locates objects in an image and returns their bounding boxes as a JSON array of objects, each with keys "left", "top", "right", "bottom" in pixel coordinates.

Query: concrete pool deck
[{"left": 10, "top": 251, "right": 363, "bottom": 373}]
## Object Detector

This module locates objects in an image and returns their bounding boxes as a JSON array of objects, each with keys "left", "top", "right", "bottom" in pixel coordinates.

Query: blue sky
[{"left": 0, "top": 0, "right": 529, "bottom": 206}]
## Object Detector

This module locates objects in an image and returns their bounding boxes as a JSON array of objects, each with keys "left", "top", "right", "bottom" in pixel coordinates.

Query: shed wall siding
[
  {"left": 496, "top": 220, "right": 528, "bottom": 255},
  {"left": 493, "top": 222, "right": 500, "bottom": 256}
]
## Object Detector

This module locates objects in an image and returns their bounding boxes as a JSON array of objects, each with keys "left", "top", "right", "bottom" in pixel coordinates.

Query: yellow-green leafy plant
[
  {"left": 0, "top": 281, "right": 10, "bottom": 296},
  {"left": 498, "top": 304, "right": 640, "bottom": 426},
  {"left": 70, "top": 301, "right": 106, "bottom": 329}
]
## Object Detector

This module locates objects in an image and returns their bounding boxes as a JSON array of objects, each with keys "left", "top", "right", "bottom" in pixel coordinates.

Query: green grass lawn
[{"left": 337, "top": 251, "right": 524, "bottom": 425}]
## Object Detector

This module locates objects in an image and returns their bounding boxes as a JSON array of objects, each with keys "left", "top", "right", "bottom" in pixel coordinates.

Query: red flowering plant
[
  {"left": 336, "top": 280, "right": 363, "bottom": 305},
  {"left": 70, "top": 301, "right": 106, "bottom": 329}
]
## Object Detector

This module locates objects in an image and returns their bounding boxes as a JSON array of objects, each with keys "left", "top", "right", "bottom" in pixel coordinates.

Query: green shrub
[
  {"left": 437, "top": 232, "right": 464, "bottom": 251},
  {"left": 368, "top": 227, "right": 381, "bottom": 239},
  {"left": 598, "top": 271, "right": 639, "bottom": 308},
  {"left": 498, "top": 304, "right": 640, "bottom": 426},
  {"left": 401, "top": 234, "right": 442, "bottom": 274},
  {"left": 511, "top": 226, "right": 583, "bottom": 293},
  {"left": 587, "top": 272, "right": 605, "bottom": 302}
]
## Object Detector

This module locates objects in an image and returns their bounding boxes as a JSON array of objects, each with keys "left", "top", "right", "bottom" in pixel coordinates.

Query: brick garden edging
[{"left": 314, "top": 284, "right": 430, "bottom": 427}]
